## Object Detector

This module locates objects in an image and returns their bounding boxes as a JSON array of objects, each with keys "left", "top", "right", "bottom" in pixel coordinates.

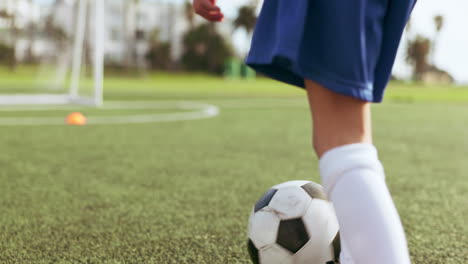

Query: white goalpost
[
  {"left": 93, "top": 0, "right": 105, "bottom": 107},
  {"left": 0, "top": 0, "right": 224, "bottom": 127},
  {"left": 0, "top": 0, "right": 105, "bottom": 106}
]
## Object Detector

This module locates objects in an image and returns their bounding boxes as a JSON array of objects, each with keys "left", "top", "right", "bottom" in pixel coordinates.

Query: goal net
[{"left": 0, "top": 0, "right": 104, "bottom": 106}]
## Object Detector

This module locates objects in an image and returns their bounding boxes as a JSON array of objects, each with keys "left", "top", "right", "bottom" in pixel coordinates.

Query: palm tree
[
  {"left": 434, "top": 15, "right": 444, "bottom": 35},
  {"left": 0, "top": 9, "right": 12, "bottom": 44},
  {"left": 432, "top": 15, "right": 444, "bottom": 65},
  {"left": 166, "top": 1, "right": 177, "bottom": 69},
  {"left": 0, "top": 7, "right": 17, "bottom": 69},
  {"left": 233, "top": 4, "right": 257, "bottom": 56},
  {"left": 406, "top": 35, "right": 431, "bottom": 81},
  {"left": 233, "top": 5, "right": 257, "bottom": 35},
  {"left": 124, "top": 0, "right": 140, "bottom": 71},
  {"left": 44, "top": 15, "right": 68, "bottom": 51},
  {"left": 25, "top": 0, "right": 36, "bottom": 63}
]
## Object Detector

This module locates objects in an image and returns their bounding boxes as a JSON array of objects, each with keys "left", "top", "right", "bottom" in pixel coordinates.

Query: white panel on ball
[
  {"left": 294, "top": 199, "right": 338, "bottom": 263},
  {"left": 267, "top": 187, "right": 312, "bottom": 220},
  {"left": 272, "top": 180, "right": 310, "bottom": 189},
  {"left": 293, "top": 238, "right": 334, "bottom": 264},
  {"left": 248, "top": 210, "right": 281, "bottom": 248},
  {"left": 302, "top": 199, "right": 339, "bottom": 245},
  {"left": 259, "top": 244, "right": 293, "bottom": 264}
]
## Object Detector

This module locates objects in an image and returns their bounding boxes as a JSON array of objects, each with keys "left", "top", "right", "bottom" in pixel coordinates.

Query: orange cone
[{"left": 66, "top": 112, "right": 87, "bottom": 125}]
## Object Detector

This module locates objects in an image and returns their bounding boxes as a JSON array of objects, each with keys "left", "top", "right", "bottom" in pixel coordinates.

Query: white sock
[
  {"left": 340, "top": 239, "right": 355, "bottom": 264},
  {"left": 319, "top": 143, "right": 411, "bottom": 264}
]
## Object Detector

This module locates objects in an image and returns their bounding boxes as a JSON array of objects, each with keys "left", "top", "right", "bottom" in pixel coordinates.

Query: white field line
[
  {"left": 0, "top": 101, "right": 219, "bottom": 126},
  {"left": 0, "top": 99, "right": 308, "bottom": 112},
  {"left": 0, "top": 101, "right": 212, "bottom": 111},
  {"left": 0, "top": 98, "right": 307, "bottom": 126}
]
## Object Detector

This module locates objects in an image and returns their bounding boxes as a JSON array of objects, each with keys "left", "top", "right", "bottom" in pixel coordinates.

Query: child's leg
[{"left": 305, "top": 79, "right": 411, "bottom": 264}]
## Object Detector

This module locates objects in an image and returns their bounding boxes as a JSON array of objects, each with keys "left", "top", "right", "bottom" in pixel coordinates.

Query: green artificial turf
[{"left": 0, "top": 71, "right": 467, "bottom": 263}]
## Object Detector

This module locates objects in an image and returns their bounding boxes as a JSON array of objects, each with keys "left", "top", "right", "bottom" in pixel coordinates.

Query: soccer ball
[{"left": 247, "top": 181, "right": 340, "bottom": 264}]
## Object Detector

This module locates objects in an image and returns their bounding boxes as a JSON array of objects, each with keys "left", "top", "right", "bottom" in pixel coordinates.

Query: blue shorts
[{"left": 246, "top": 0, "right": 417, "bottom": 102}]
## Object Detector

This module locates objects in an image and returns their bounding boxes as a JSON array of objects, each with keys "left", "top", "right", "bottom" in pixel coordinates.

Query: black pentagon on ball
[
  {"left": 332, "top": 232, "right": 341, "bottom": 262},
  {"left": 301, "top": 182, "right": 328, "bottom": 200},
  {"left": 247, "top": 239, "right": 260, "bottom": 264},
  {"left": 254, "top": 188, "right": 277, "bottom": 212},
  {"left": 277, "top": 218, "right": 310, "bottom": 253}
]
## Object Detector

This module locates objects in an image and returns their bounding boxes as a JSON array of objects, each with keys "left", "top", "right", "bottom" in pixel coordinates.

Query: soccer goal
[{"left": 0, "top": 0, "right": 105, "bottom": 106}]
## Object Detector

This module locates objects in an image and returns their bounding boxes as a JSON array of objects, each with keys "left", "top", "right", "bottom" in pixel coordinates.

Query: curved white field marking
[
  {"left": 0, "top": 98, "right": 307, "bottom": 112},
  {"left": 104, "top": 99, "right": 308, "bottom": 110},
  {"left": 194, "top": 98, "right": 309, "bottom": 109},
  {"left": 0, "top": 101, "right": 210, "bottom": 111},
  {"left": 0, "top": 101, "right": 219, "bottom": 126},
  {"left": 214, "top": 100, "right": 308, "bottom": 109},
  {"left": 0, "top": 98, "right": 307, "bottom": 126}
]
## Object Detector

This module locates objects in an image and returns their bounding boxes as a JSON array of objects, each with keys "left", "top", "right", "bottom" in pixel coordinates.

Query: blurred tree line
[
  {"left": 0, "top": 0, "right": 453, "bottom": 83},
  {"left": 0, "top": 0, "right": 85, "bottom": 70},
  {"left": 0, "top": 8, "right": 17, "bottom": 69},
  {"left": 152, "top": 1, "right": 257, "bottom": 75},
  {"left": 0, "top": 0, "right": 258, "bottom": 76}
]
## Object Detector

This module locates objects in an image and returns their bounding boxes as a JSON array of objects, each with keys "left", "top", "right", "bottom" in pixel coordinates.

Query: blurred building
[
  {"left": 0, "top": 0, "right": 45, "bottom": 60},
  {"left": 0, "top": 0, "right": 42, "bottom": 30},
  {"left": 105, "top": 0, "right": 234, "bottom": 67},
  {"left": 421, "top": 65, "right": 454, "bottom": 84},
  {"left": 0, "top": 0, "right": 236, "bottom": 68},
  {"left": 105, "top": 0, "right": 191, "bottom": 67}
]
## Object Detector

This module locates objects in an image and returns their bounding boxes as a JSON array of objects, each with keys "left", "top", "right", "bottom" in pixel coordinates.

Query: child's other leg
[{"left": 305, "top": 79, "right": 411, "bottom": 264}]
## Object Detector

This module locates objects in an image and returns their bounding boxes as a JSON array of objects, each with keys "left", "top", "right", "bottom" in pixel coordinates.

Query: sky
[
  {"left": 393, "top": 0, "right": 468, "bottom": 83},
  {"left": 36, "top": 0, "right": 468, "bottom": 83}
]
